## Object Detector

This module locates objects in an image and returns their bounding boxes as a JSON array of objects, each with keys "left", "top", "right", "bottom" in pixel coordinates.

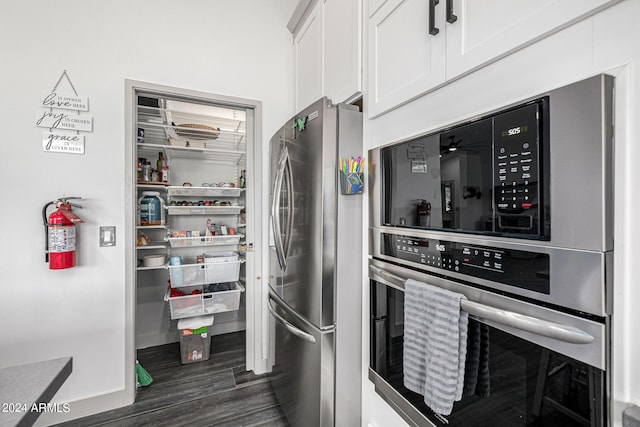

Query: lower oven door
[{"left": 369, "top": 259, "right": 608, "bottom": 427}]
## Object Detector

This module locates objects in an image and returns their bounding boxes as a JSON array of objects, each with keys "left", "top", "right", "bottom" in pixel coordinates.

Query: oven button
[
  {"left": 523, "top": 142, "right": 530, "bottom": 149},
  {"left": 455, "top": 266, "right": 459, "bottom": 271}
]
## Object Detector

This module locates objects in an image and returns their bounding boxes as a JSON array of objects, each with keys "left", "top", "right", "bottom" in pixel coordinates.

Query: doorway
[{"left": 124, "top": 80, "right": 264, "bottom": 402}]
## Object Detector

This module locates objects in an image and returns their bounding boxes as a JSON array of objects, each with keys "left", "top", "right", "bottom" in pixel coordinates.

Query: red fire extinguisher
[{"left": 43, "top": 197, "right": 84, "bottom": 270}]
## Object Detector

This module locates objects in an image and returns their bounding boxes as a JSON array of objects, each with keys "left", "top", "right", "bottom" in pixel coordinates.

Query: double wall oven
[{"left": 368, "top": 75, "right": 613, "bottom": 426}]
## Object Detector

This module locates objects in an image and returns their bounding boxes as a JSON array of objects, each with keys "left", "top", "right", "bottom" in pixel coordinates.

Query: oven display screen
[
  {"left": 381, "top": 233, "right": 550, "bottom": 294},
  {"left": 501, "top": 124, "right": 529, "bottom": 137}
]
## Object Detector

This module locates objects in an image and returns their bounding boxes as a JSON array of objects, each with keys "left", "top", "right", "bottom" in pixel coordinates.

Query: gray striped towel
[{"left": 403, "top": 278, "right": 468, "bottom": 416}]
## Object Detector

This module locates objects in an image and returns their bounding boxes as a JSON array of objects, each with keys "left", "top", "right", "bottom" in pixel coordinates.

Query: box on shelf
[
  {"left": 165, "top": 282, "right": 244, "bottom": 319},
  {"left": 177, "top": 315, "right": 214, "bottom": 364}
]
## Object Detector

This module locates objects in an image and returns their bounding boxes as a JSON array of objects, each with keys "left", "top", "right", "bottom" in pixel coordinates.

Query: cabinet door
[
  {"left": 445, "top": 0, "right": 621, "bottom": 79},
  {"left": 294, "top": 2, "right": 323, "bottom": 112},
  {"left": 323, "top": 0, "right": 362, "bottom": 104},
  {"left": 367, "top": 0, "right": 445, "bottom": 117}
]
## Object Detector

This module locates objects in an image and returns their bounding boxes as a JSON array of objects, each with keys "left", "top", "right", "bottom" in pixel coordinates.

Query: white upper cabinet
[
  {"left": 367, "top": 0, "right": 621, "bottom": 117},
  {"left": 445, "top": 0, "right": 622, "bottom": 78},
  {"left": 294, "top": 2, "right": 323, "bottom": 112},
  {"left": 323, "top": 0, "right": 362, "bottom": 104},
  {"left": 367, "top": 0, "right": 445, "bottom": 117},
  {"left": 292, "top": 0, "right": 362, "bottom": 111}
]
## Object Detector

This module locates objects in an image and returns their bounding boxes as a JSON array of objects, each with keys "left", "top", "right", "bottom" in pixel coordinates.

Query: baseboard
[
  {"left": 34, "top": 388, "right": 133, "bottom": 426},
  {"left": 136, "top": 331, "right": 179, "bottom": 349}
]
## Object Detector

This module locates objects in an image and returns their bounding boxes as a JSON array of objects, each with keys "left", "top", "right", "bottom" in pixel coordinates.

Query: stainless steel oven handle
[
  {"left": 369, "top": 265, "right": 594, "bottom": 345},
  {"left": 267, "top": 297, "right": 317, "bottom": 344}
]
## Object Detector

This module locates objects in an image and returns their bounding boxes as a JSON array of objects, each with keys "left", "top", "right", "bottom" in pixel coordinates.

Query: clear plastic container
[{"left": 138, "top": 191, "right": 165, "bottom": 226}]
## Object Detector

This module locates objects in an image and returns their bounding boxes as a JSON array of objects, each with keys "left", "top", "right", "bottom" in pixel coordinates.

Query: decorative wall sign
[
  {"left": 42, "top": 131, "right": 85, "bottom": 154},
  {"left": 35, "top": 110, "right": 93, "bottom": 131},
  {"left": 38, "top": 70, "right": 92, "bottom": 154},
  {"left": 40, "top": 92, "right": 89, "bottom": 111}
]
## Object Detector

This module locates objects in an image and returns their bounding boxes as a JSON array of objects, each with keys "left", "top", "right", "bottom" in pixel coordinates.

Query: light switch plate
[{"left": 100, "top": 226, "right": 116, "bottom": 247}]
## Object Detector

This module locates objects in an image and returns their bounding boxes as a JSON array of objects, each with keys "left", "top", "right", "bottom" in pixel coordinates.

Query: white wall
[
  {"left": 0, "top": 0, "right": 295, "bottom": 423},
  {"left": 362, "top": 1, "right": 640, "bottom": 426}
]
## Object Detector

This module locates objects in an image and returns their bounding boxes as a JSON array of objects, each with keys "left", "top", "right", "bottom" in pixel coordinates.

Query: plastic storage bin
[
  {"left": 168, "top": 256, "right": 241, "bottom": 288},
  {"left": 165, "top": 282, "right": 245, "bottom": 319},
  {"left": 168, "top": 235, "right": 243, "bottom": 248},
  {"left": 204, "top": 252, "right": 240, "bottom": 283},
  {"left": 177, "top": 315, "right": 214, "bottom": 364}
]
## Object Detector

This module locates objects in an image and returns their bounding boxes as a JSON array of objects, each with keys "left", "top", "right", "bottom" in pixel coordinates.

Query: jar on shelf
[{"left": 138, "top": 191, "right": 165, "bottom": 226}]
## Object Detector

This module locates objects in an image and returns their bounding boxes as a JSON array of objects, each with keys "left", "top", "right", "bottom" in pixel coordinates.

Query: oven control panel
[{"left": 381, "top": 233, "right": 550, "bottom": 294}]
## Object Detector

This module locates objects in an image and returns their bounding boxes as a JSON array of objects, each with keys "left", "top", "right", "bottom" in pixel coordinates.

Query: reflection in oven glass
[{"left": 370, "top": 282, "right": 605, "bottom": 426}]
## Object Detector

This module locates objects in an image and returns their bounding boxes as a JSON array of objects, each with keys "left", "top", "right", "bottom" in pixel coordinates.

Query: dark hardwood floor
[{"left": 55, "top": 331, "right": 289, "bottom": 427}]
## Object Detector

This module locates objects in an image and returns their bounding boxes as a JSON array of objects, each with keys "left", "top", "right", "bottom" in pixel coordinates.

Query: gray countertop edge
[
  {"left": 0, "top": 357, "right": 72, "bottom": 427},
  {"left": 624, "top": 404, "right": 640, "bottom": 427}
]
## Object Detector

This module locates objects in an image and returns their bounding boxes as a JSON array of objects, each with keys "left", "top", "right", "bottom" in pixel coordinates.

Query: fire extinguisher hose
[{"left": 42, "top": 201, "right": 57, "bottom": 262}]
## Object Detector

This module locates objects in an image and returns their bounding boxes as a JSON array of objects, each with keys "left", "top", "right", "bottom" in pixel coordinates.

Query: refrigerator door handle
[
  {"left": 268, "top": 297, "right": 317, "bottom": 344},
  {"left": 271, "top": 146, "right": 288, "bottom": 270},
  {"left": 283, "top": 151, "right": 294, "bottom": 260}
]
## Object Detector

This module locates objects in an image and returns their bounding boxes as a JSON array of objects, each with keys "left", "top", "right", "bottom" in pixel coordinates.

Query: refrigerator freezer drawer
[{"left": 268, "top": 296, "right": 335, "bottom": 427}]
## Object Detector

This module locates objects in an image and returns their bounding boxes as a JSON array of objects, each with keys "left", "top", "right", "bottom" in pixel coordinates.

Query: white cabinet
[
  {"left": 292, "top": 0, "right": 362, "bottom": 111},
  {"left": 367, "top": 0, "right": 621, "bottom": 117},
  {"left": 367, "top": 0, "right": 445, "bottom": 117},
  {"left": 323, "top": 0, "right": 362, "bottom": 104},
  {"left": 294, "top": 1, "right": 323, "bottom": 112},
  {"left": 445, "top": 0, "right": 622, "bottom": 78}
]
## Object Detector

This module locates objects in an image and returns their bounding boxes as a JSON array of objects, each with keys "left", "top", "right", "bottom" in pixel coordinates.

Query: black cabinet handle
[
  {"left": 446, "top": 0, "right": 457, "bottom": 23},
  {"left": 429, "top": 0, "right": 440, "bottom": 35}
]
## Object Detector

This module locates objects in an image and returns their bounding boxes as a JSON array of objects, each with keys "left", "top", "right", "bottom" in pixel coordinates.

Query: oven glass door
[{"left": 370, "top": 280, "right": 605, "bottom": 426}]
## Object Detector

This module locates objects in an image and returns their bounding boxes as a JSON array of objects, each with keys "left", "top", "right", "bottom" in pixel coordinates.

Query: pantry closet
[{"left": 127, "top": 80, "right": 262, "bottom": 381}]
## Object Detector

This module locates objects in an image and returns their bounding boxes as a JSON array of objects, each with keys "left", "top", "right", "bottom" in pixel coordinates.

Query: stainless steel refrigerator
[{"left": 268, "top": 98, "right": 362, "bottom": 427}]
